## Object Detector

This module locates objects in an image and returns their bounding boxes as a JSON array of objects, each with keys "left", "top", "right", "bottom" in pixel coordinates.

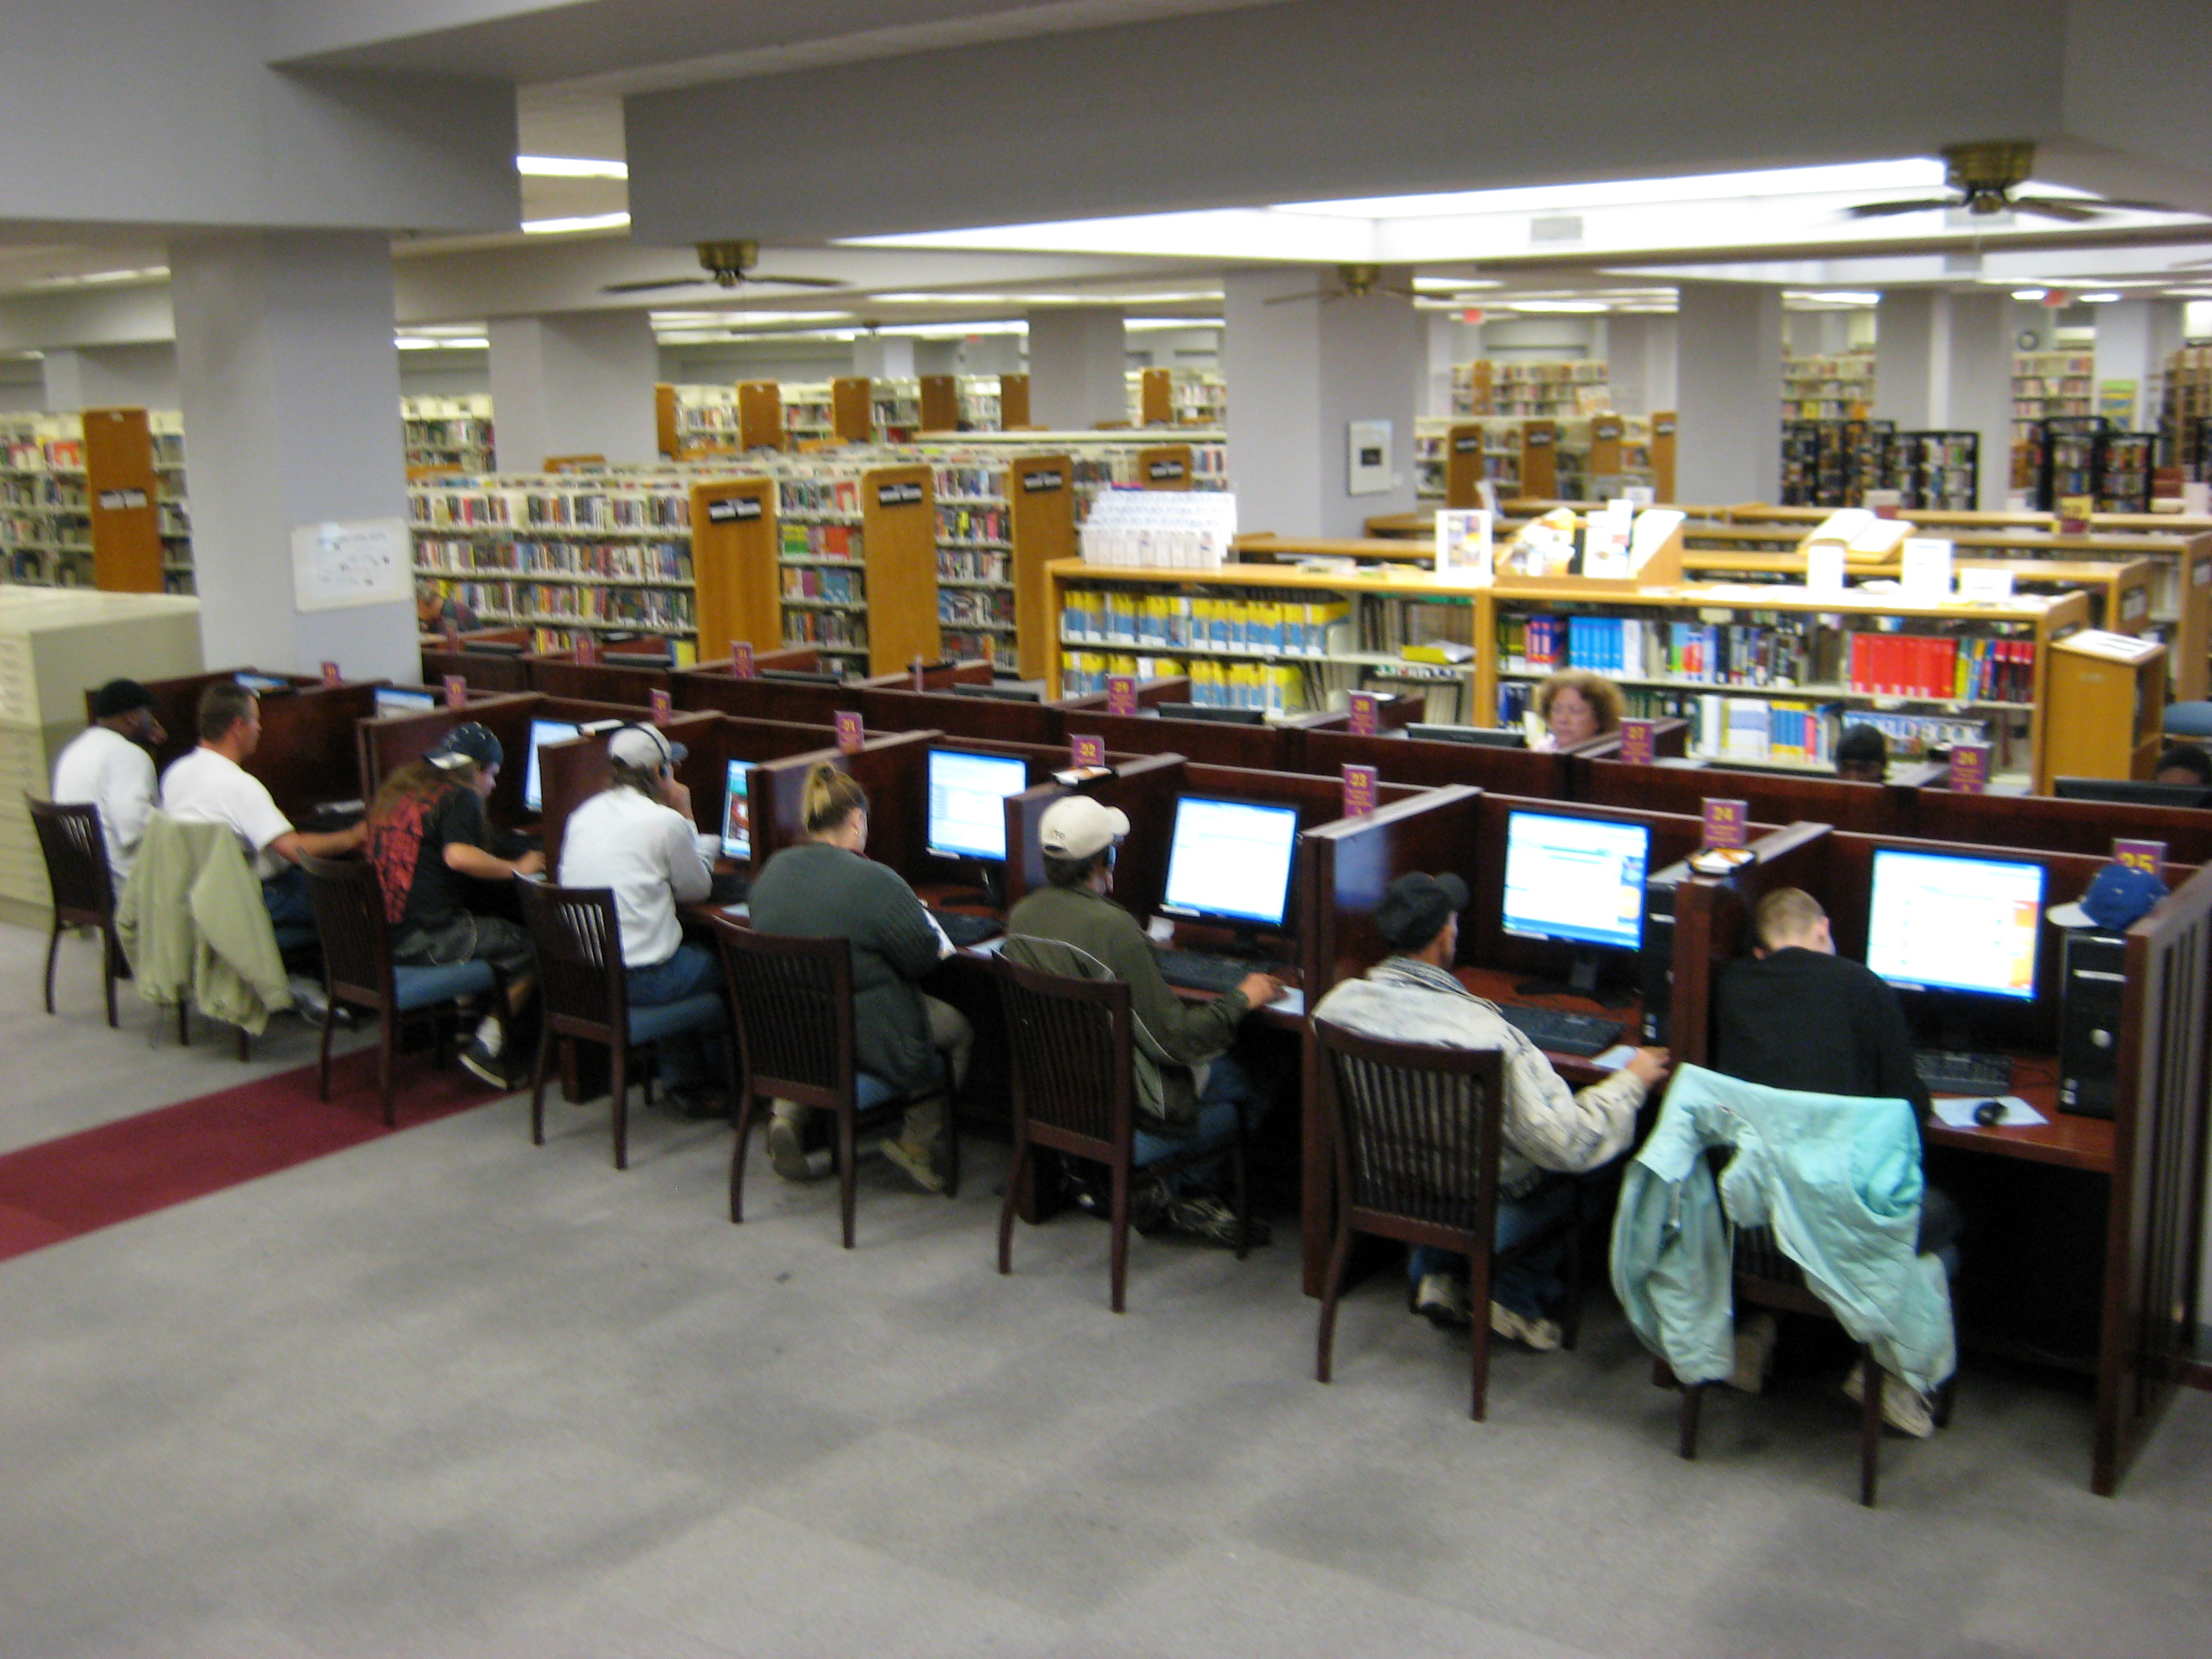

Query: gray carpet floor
[{"left": 3, "top": 922, "right": 2208, "bottom": 1658}]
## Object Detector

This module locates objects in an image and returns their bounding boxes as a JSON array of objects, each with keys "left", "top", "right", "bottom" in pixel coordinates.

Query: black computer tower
[
  {"left": 2058, "top": 930, "right": 2128, "bottom": 1118},
  {"left": 1638, "top": 876, "right": 1681, "bottom": 1045}
]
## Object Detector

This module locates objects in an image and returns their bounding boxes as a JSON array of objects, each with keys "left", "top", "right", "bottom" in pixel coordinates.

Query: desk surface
[{"left": 1923, "top": 1058, "right": 2113, "bottom": 1174}]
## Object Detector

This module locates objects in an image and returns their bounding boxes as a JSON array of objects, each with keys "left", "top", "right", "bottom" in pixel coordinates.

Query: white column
[
  {"left": 1606, "top": 313, "right": 1678, "bottom": 417},
  {"left": 1025, "top": 307, "right": 1125, "bottom": 428},
  {"left": 1223, "top": 267, "right": 1421, "bottom": 538},
  {"left": 170, "top": 230, "right": 415, "bottom": 682},
  {"left": 1673, "top": 281, "right": 1783, "bottom": 504},
  {"left": 40, "top": 343, "right": 181, "bottom": 410},
  {"left": 1874, "top": 290, "right": 1939, "bottom": 428},
  {"left": 1940, "top": 292, "right": 2014, "bottom": 509},
  {"left": 40, "top": 349, "right": 85, "bottom": 411},
  {"left": 852, "top": 334, "right": 917, "bottom": 378},
  {"left": 487, "top": 310, "right": 657, "bottom": 470},
  {"left": 1423, "top": 313, "right": 1461, "bottom": 418},
  {"left": 2092, "top": 299, "right": 2185, "bottom": 431},
  {"left": 913, "top": 338, "right": 960, "bottom": 376}
]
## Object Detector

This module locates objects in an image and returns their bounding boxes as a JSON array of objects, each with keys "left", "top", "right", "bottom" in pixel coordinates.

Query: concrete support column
[
  {"left": 1874, "top": 290, "right": 1940, "bottom": 428},
  {"left": 1025, "top": 307, "right": 1125, "bottom": 429},
  {"left": 913, "top": 338, "right": 960, "bottom": 377},
  {"left": 1942, "top": 292, "right": 2015, "bottom": 508},
  {"left": 852, "top": 333, "right": 917, "bottom": 378},
  {"left": 2092, "top": 299, "right": 2185, "bottom": 431},
  {"left": 1424, "top": 313, "right": 1462, "bottom": 418},
  {"left": 1673, "top": 281, "right": 1782, "bottom": 504},
  {"left": 170, "top": 230, "right": 414, "bottom": 682},
  {"left": 1223, "top": 268, "right": 1421, "bottom": 538},
  {"left": 487, "top": 310, "right": 657, "bottom": 470},
  {"left": 1606, "top": 313, "right": 1678, "bottom": 417},
  {"left": 40, "top": 349, "right": 85, "bottom": 412}
]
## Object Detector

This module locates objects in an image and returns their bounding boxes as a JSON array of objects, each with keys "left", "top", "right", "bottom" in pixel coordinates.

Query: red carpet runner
[{"left": 0, "top": 1051, "right": 500, "bottom": 1262}]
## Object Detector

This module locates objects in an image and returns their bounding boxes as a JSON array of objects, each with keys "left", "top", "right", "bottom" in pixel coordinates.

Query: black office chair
[{"left": 27, "top": 796, "right": 122, "bottom": 1028}]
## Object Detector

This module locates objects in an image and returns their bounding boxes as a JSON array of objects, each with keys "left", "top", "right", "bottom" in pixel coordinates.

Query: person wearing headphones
[{"left": 557, "top": 724, "right": 725, "bottom": 1118}]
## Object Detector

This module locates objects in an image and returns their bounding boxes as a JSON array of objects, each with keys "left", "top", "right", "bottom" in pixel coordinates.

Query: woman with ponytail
[{"left": 747, "top": 760, "right": 974, "bottom": 1192}]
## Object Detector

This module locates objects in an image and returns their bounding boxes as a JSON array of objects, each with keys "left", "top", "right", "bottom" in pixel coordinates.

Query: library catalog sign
[{"left": 291, "top": 517, "right": 410, "bottom": 612}]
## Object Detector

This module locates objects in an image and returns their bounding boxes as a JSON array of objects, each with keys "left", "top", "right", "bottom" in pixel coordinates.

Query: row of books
[
  {"left": 931, "top": 464, "right": 1007, "bottom": 501},
  {"left": 413, "top": 537, "right": 691, "bottom": 583},
  {"left": 944, "top": 626, "right": 1016, "bottom": 671},
  {"left": 1060, "top": 588, "right": 1352, "bottom": 656},
  {"left": 1059, "top": 652, "right": 1305, "bottom": 711},
  {"left": 780, "top": 523, "right": 860, "bottom": 559},
  {"left": 782, "top": 608, "right": 868, "bottom": 652},
  {"left": 410, "top": 488, "right": 690, "bottom": 531},
  {"left": 938, "top": 548, "right": 1008, "bottom": 585},
  {"left": 781, "top": 566, "right": 864, "bottom": 603},
  {"left": 1697, "top": 698, "right": 1848, "bottom": 766},
  {"left": 3, "top": 439, "right": 83, "bottom": 471},
  {"left": 0, "top": 478, "right": 87, "bottom": 508},
  {"left": 778, "top": 477, "right": 864, "bottom": 517},
  {"left": 938, "top": 589, "right": 1013, "bottom": 629},
  {"left": 1843, "top": 633, "right": 2036, "bottom": 701},
  {"left": 433, "top": 580, "right": 696, "bottom": 631},
  {"left": 937, "top": 503, "right": 1008, "bottom": 545},
  {"left": 1840, "top": 709, "right": 2002, "bottom": 762},
  {"left": 1357, "top": 593, "right": 1479, "bottom": 657}
]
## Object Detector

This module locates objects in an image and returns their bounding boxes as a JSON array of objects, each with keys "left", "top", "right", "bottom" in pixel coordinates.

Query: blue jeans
[
  {"left": 262, "top": 864, "right": 315, "bottom": 933},
  {"left": 1408, "top": 1173, "right": 1579, "bottom": 1319},
  {"left": 626, "top": 943, "right": 727, "bottom": 1093},
  {"left": 1134, "top": 1053, "right": 1269, "bottom": 1195}
]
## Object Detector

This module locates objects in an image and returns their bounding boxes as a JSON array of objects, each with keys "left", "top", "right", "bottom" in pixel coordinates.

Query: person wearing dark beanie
[{"left": 51, "top": 679, "right": 166, "bottom": 884}]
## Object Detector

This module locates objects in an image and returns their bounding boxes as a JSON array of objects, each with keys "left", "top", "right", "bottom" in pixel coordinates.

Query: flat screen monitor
[
  {"left": 719, "top": 760, "right": 754, "bottom": 862},
  {"left": 2052, "top": 776, "right": 2212, "bottom": 810},
  {"left": 952, "top": 682, "right": 1043, "bottom": 703},
  {"left": 1866, "top": 848, "right": 2044, "bottom": 1001},
  {"left": 1156, "top": 701, "right": 1267, "bottom": 727},
  {"left": 758, "top": 667, "right": 841, "bottom": 685},
  {"left": 460, "top": 639, "right": 526, "bottom": 657},
  {"left": 521, "top": 718, "right": 581, "bottom": 815},
  {"left": 1409, "top": 723, "right": 1527, "bottom": 748},
  {"left": 1160, "top": 796, "right": 1301, "bottom": 931},
  {"left": 1502, "top": 809, "right": 1650, "bottom": 953},
  {"left": 235, "top": 672, "right": 292, "bottom": 693},
  {"left": 925, "top": 747, "right": 1030, "bottom": 863},
  {"left": 373, "top": 686, "right": 437, "bottom": 717}
]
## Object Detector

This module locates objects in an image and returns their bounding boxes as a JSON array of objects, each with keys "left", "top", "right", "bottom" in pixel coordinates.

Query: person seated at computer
[
  {"left": 747, "top": 763, "right": 974, "bottom": 1194},
  {"left": 1834, "top": 723, "right": 1889, "bottom": 784},
  {"left": 2153, "top": 743, "right": 2212, "bottom": 788},
  {"left": 160, "top": 681, "right": 367, "bottom": 932},
  {"left": 52, "top": 678, "right": 166, "bottom": 887},
  {"left": 417, "top": 588, "right": 480, "bottom": 634},
  {"left": 365, "top": 722, "right": 544, "bottom": 1089},
  {"left": 1529, "top": 669, "right": 1624, "bottom": 752},
  {"left": 1711, "top": 886, "right": 1956, "bottom": 1434},
  {"left": 557, "top": 724, "right": 725, "bottom": 1118},
  {"left": 1004, "top": 795, "right": 1285, "bottom": 1249},
  {"left": 1311, "top": 871, "right": 1669, "bottom": 1349}
]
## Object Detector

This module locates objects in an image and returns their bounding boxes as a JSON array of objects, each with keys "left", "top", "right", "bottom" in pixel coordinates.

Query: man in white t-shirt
[
  {"left": 557, "top": 723, "right": 724, "bottom": 1115},
  {"left": 159, "top": 680, "right": 366, "bottom": 930},
  {"left": 50, "top": 678, "right": 166, "bottom": 886}
]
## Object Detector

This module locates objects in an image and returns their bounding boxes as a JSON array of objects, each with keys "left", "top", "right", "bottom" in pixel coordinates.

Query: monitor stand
[
  {"left": 1516, "top": 947, "right": 1635, "bottom": 1010},
  {"left": 940, "top": 863, "right": 1006, "bottom": 913}
]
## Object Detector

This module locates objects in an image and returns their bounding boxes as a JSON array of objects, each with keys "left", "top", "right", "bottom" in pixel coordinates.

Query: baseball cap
[
  {"left": 92, "top": 678, "right": 154, "bottom": 719},
  {"left": 1039, "top": 794, "right": 1130, "bottom": 858},
  {"left": 2049, "top": 860, "right": 2167, "bottom": 932},
  {"left": 427, "top": 721, "right": 503, "bottom": 772},
  {"left": 1374, "top": 871, "right": 1470, "bottom": 950},
  {"left": 608, "top": 724, "right": 687, "bottom": 771}
]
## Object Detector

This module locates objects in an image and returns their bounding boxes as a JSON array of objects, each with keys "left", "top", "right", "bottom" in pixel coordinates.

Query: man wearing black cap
[
  {"left": 1312, "top": 871, "right": 1670, "bottom": 1348},
  {"left": 51, "top": 679, "right": 166, "bottom": 884}
]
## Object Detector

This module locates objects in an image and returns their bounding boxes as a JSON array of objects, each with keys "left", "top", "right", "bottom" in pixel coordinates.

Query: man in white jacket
[{"left": 50, "top": 678, "right": 165, "bottom": 886}]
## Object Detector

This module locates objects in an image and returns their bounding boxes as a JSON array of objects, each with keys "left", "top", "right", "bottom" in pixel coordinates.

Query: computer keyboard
[
  {"left": 932, "top": 911, "right": 1003, "bottom": 948},
  {"left": 1914, "top": 1048, "right": 2013, "bottom": 1095},
  {"left": 707, "top": 871, "right": 749, "bottom": 907},
  {"left": 1154, "top": 948, "right": 1260, "bottom": 995},
  {"left": 1493, "top": 1002, "right": 1624, "bottom": 1058}
]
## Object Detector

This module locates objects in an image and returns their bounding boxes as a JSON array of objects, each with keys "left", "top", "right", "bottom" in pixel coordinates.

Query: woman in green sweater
[{"left": 746, "top": 763, "right": 972, "bottom": 1192}]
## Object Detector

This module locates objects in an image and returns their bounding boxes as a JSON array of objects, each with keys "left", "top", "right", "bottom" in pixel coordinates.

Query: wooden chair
[
  {"left": 516, "top": 880, "right": 731, "bottom": 1170},
  {"left": 298, "top": 853, "right": 500, "bottom": 1127},
  {"left": 1668, "top": 1223, "right": 1952, "bottom": 1508},
  {"left": 715, "top": 924, "right": 958, "bottom": 1250},
  {"left": 993, "top": 956, "right": 1250, "bottom": 1313},
  {"left": 1310, "top": 1020, "right": 1582, "bottom": 1421},
  {"left": 27, "top": 796, "right": 122, "bottom": 1028}
]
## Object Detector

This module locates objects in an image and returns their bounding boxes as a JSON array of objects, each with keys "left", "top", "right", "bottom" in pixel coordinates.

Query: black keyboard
[
  {"left": 1154, "top": 948, "right": 1257, "bottom": 995},
  {"left": 933, "top": 911, "right": 1003, "bottom": 948},
  {"left": 708, "top": 871, "right": 750, "bottom": 906},
  {"left": 1914, "top": 1048, "right": 2013, "bottom": 1094},
  {"left": 1493, "top": 1002, "right": 1623, "bottom": 1058}
]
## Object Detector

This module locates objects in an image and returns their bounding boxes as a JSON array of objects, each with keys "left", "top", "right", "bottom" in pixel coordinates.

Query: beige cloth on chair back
[{"left": 117, "top": 812, "right": 294, "bottom": 1035}]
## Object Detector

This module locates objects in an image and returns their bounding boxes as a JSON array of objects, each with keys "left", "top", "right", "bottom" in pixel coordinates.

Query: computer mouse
[{"left": 1972, "top": 1099, "right": 2006, "bottom": 1128}]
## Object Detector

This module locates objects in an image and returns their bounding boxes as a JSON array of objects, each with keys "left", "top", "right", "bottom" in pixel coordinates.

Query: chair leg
[
  {"left": 318, "top": 996, "right": 336, "bottom": 1101},
  {"left": 1315, "top": 1222, "right": 1354, "bottom": 1384},
  {"left": 998, "top": 1138, "right": 1028, "bottom": 1277},
  {"left": 101, "top": 927, "right": 119, "bottom": 1029},
  {"left": 1107, "top": 1156, "right": 1129, "bottom": 1315},
  {"left": 529, "top": 1025, "right": 553, "bottom": 1146},
  {"left": 837, "top": 1107, "right": 858, "bottom": 1249},
  {"left": 1231, "top": 1122, "right": 1250, "bottom": 1262},
  {"left": 1559, "top": 1210, "right": 1585, "bottom": 1353},
  {"left": 377, "top": 1014, "right": 396, "bottom": 1129},
  {"left": 611, "top": 1047, "right": 629, "bottom": 1171},
  {"left": 1678, "top": 1381, "right": 1705, "bottom": 1460},
  {"left": 178, "top": 998, "right": 190, "bottom": 1046},
  {"left": 1467, "top": 1243, "right": 1494, "bottom": 1422},
  {"left": 1858, "top": 1349, "right": 1883, "bottom": 1509},
  {"left": 729, "top": 1090, "right": 760, "bottom": 1223},
  {"left": 235, "top": 1024, "right": 250, "bottom": 1062}
]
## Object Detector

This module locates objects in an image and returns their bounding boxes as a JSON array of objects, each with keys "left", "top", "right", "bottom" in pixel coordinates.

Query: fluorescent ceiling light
[
  {"left": 1412, "top": 276, "right": 1503, "bottom": 291},
  {"left": 2011, "top": 287, "right": 2049, "bottom": 300},
  {"left": 516, "top": 155, "right": 627, "bottom": 179},
  {"left": 396, "top": 336, "right": 488, "bottom": 350},
  {"left": 26, "top": 264, "right": 168, "bottom": 288},
  {"left": 655, "top": 311, "right": 851, "bottom": 331},
  {"left": 1289, "top": 159, "right": 1948, "bottom": 220},
  {"left": 2078, "top": 292, "right": 2123, "bottom": 302},
  {"left": 1125, "top": 317, "right": 1224, "bottom": 331},
  {"left": 521, "top": 212, "right": 631, "bottom": 235},
  {"left": 1503, "top": 300, "right": 1609, "bottom": 313},
  {"left": 1795, "top": 290, "right": 1881, "bottom": 305}
]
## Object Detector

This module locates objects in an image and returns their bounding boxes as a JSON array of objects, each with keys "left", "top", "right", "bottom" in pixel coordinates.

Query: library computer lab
[{"left": 9, "top": 5, "right": 2212, "bottom": 1655}]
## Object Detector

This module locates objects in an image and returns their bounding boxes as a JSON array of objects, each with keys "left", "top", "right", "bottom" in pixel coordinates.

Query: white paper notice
[
  {"left": 1958, "top": 567, "right": 2015, "bottom": 603},
  {"left": 1805, "top": 541, "right": 1847, "bottom": 598},
  {"left": 1899, "top": 538, "right": 1955, "bottom": 606},
  {"left": 290, "top": 518, "right": 412, "bottom": 612}
]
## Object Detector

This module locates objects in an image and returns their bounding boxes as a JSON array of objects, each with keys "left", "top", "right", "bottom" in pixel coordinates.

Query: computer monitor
[
  {"left": 1502, "top": 809, "right": 1650, "bottom": 961},
  {"left": 1408, "top": 723, "right": 1527, "bottom": 748},
  {"left": 925, "top": 747, "right": 1030, "bottom": 863},
  {"left": 234, "top": 672, "right": 292, "bottom": 693},
  {"left": 2052, "top": 776, "right": 2212, "bottom": 810},
  {"left": 757, "top": 667, "right": 841, "bottom": 685},
  {"left": 951, "top": 682, "right": 1043, "bottom": 703},
  {"left": 459, "top": 639, "right": 527, "bottom": 657},
  {"left": 719, "top": 760, "right": 754, "bottom": 862},
  {"left": 1866, "top": 848, "right": 2044, "bottom": 1002},
  {"left": 521, "top": 718, "right": 582, "bottom": 815},
  {"left": 1159, "top": 796, "right": 1302, "bottom": 935},
  {"left": 1156, "top": 701, "right": 1267, "bottom": 727},
  {"left": 373, "top": 686, "right": 438, "bottom": 717}
]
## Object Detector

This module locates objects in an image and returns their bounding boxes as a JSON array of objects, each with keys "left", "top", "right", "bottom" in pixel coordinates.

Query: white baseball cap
[
  {"left": 1039, "top": 794, "right": 1130, "bottom": 858},
  {"left": 608, "top": 724, "right": 686, "bottom": 770}
]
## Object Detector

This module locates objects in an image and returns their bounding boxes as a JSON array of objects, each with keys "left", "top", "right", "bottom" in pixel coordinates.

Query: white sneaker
[
  {"left": 1730, "top": 1311, "right": 1780, "bottom": 1394},
  {"left": 1843, "top": 1358, "right": 1938, "bottom": 1438},
  {"left": 1412, "top": 1272, "right": 1470, "bottom": 1330},
  {"left": 1488, "top": 1302, "right": 1563, "bottom": 1352}
]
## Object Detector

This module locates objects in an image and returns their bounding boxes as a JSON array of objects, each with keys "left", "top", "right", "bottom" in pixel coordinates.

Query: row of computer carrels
[{"left": 148, "top": 660, "right": 2208, "bottom": 1496}]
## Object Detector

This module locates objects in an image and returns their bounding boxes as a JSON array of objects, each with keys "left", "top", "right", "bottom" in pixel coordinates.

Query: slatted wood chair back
[
  {"left": 1315, "top": 1021, "right": 1504, "bottom": 1242},
  {"left": 299, "top": 853, "right": 392, "bottom": 1011},
  {"left": 28, "top": 796, "right": 114, "bottom": 923},
  {"left": 994, "top": 956, "right": 1133, "bottom": 1160},
  {"left": 719, "top": 928, "right": 854, "bottom": 1111},
  {"left": 517, "top": 880, "right": 626, "bottom": 1046}
]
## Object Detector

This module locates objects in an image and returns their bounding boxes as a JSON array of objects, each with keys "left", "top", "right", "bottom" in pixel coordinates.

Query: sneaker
[
  {"left": 1730, "top": 1310, "right": 1780, "bottom": 1394},
  {"left": 459, "top": 1035, "right": 511, "bottom": 1090},
  {"left": 1412, "top": 1272, "right": 1472, "bottom": 1331},
  {"left": 881, "top": 1136, "right": 946, "bottom": 1194},
  {"left": 1842, "top": 1359, "right": 1938, "bottom": 1439},
  {"left": 767, "top": 1115, "right": 823, "bottom": 1181},
  {"left": 662, "top": 1084, "right": 728, "bottom": 1121},
  {"left": 289, "top": 976, "right": 331, "bottom": 1027},
  {"left": 1129, "top": 1177, "right": 1173, "bottom": 1236},
  {"left": 1488, "top": 1302, "right": 1563, "bottom": 1353},
  {"left": 1163, "top": 1194, "right": 1268, "bottom": 1249}
]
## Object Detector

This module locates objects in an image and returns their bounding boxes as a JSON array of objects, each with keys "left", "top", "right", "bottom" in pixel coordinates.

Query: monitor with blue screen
[
  {"left": 373, "top": 686, "right": 437, "bottom": 717},
  {"left": 1159, "top": 796, "right": 1301, "bottom": 932},
  {"left": 720, "top": 760, "right": 754, "bottom": 862},
  {"left": 521, "top": 719, "right": 581, "bottom": 815},
  {"left": 235, "top": 672, "right": 292, "bottom": 693},
  {"left": 925, "top": 748, "right": 1029, "bottom": 863},
  {"left": 1502, "top": 809, "right": 1649, "bottom": 953},
  {"left": 1866, "top": 848, "right": 2044, "bottom": 1000}
]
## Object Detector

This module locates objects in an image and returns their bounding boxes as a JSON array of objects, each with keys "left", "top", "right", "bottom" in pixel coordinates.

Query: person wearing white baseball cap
[
  {"left": 558, "top": 723, "right": 726, "bottom": 1117},
  {"left": 1002, "top": 792, "right": 1284, "bottom": 1248}
]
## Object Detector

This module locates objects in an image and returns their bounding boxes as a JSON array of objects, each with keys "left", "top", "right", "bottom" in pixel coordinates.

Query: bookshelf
[
  {"left": 1890, "top": 430, "right": 1979, "bottom": 512},
  {"left": 2043, "top": 632, "right": 2167, "bottom": 783},
  {"left": 831, "top": 377, "right": 875, "bottom": 444},
  {"left": 2015, "top": 350, "right": 2095, "bottom": 489},
  {"left": 150, "top": 410, "right": 193, "bottom": 595},
  {"left": 688, "top": 474, "right": 780, "bottom": 659},
  {"left": 997, "top": 373, "right": 1031, "bottom": 431},
  {"left": 2162, "top": 346, "right": 2211, "bottom": 482},
  {"left": 1779, "top": 418, "right": 1893, "bottom": 508},
  {"left": 80, "top": 407, "right": 162, "bottom": 593},
  {"left": 402, "top": 394, "right": 494, "bottom": 473},
  {"left": 2035, "top": 417, "right": 2155, "bottom": 513},
  {"left": 775, "top": 459, "right": 940, "bottom": 673},
  {"left": 1780, "top": 352, "right": 1874, "bottom": 421},
  {"left": 927, "top": 450, "right": 1073, "bottom": 675},
  {"left": 919, "top": 375, "right": 961, "bottom": 433},
  {"left": 0, "top": 414, "right": 90, "bottom": 590},
  {"left": 739, "top": 381, "right": 786, "bottom": 451},
  {"left": 0, "top": 408, "right": 189, "bottom": 596},
  {"left": 1454, "top": 359, "right": 1610, "bottom": 419},
  {"left": 868, "top": 377, "right": 922, "bottom": 442},
  {"left": 782, "top": 382, "right": 836, "bottom": 446},
  {"left": 1124, "top": 367, "right": 1227, "bottom": 428}
]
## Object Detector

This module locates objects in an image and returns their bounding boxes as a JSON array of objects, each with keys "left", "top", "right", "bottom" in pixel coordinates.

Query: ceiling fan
[
  {"left": 601, "top": 239, "right": 845, "bottom": 294},
  {"left": 1264, "top": 263, "right": 1419, "bottom": 305},
  {"left": 1845, "top": 142, "right": 2179, "bottom": 223}
]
